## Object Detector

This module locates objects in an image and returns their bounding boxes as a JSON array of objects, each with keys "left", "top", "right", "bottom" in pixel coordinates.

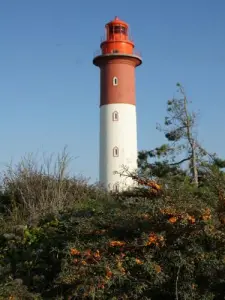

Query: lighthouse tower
[{"left": 93, "top": 17, "right": 142, "bottom": 191}]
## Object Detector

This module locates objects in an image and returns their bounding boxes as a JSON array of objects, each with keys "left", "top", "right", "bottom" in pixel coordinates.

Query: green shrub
[
  {"left": 1, "top": 186, "right": 225, "bottom": 299},
  {"left": 0, "top": 152, "right": 225, "bottom": 299}
]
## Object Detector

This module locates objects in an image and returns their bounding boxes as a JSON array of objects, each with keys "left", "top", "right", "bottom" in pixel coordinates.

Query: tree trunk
[
  {"left": 182, "top": 90, "right": 198, "bottom": 186},
  {"left": 191, "top": 140, "right": 198, "bottom": 185}
]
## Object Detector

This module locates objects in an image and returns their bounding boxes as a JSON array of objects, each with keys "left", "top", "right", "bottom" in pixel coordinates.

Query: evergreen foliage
[{"left": 0, "top": 150, "right": 225, "bottom": 299}]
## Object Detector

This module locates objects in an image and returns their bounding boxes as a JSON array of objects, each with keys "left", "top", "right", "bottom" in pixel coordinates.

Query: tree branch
[
  {"left": 175, "top": 265, "right": 181, "bottom": 300},
  {"left": 169, "top": 156, "right": 192, "bottom": 166}
]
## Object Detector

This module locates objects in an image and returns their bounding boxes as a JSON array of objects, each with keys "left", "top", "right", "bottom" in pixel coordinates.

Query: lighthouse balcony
[
  {"left": 93, "top": 48, "right": 142, "bottom": 67},
  {"left": 93, "top": 48, "right": 142, "bottom": 59}
]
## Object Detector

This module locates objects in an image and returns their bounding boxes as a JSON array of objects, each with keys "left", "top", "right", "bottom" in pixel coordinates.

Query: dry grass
[{"left": 0, "top": 147, "right": 106, "bottom": 228}]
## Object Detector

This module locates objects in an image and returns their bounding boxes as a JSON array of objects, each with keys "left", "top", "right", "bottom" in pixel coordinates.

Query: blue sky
[{"left": 0, "top": 0, "right": 225, "bottom": 182}]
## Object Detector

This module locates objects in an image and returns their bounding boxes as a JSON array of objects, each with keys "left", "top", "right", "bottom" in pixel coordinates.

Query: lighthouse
[{"left": 93, "top": 17, "right": 142, "bottom": 191}]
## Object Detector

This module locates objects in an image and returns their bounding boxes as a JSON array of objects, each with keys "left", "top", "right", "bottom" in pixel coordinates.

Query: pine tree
[{"left": 139, "top": 83, "right": 202, "bottom": 184}]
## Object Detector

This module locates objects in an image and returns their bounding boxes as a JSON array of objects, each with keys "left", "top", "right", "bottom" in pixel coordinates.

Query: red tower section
[{"left": 93, "top": 16, "right": 142, "bottom": 107}]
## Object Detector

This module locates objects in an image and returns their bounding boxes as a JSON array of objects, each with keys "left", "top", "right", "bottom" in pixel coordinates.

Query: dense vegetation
[{"left": 1, "top": 84, "right": 225, "bottom": 299}]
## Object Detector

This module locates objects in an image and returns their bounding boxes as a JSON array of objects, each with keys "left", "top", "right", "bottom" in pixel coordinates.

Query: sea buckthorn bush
[{"left": 0, "top": 155, "right": 225, "bottom": 299}]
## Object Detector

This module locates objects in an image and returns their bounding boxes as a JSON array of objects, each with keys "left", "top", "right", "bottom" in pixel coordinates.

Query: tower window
[
  {"left": 113, "top": 183, "right": 120, "bottom": 192},
  {"left": 112, "top": 111, "right": 119, "bottom": 121},
  {"left": 113, "top": 147, "right": 119, "bottom": 157},
  {"left": 113, "top": 76, "right": 118, "bottom": 86}
]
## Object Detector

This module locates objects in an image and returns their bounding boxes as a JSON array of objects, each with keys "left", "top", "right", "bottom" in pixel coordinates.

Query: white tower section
[{"left": 100, "top": 103, "right": 138, "bottom": 191}]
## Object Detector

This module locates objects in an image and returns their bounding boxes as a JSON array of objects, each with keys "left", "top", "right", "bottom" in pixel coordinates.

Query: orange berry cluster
[
  {"left": 161, "top": 207, "right": 196, "bottom": 224},
  {"left": 146, "top": 233, "right": 164, "bottom": 246}
]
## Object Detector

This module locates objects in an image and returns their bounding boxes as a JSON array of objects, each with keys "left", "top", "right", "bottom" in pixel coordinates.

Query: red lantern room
[
  {"left": 93, "top": 16, "right": 142, "bottom": 67},
  {"left": 100, "top": 16, "right": 135, "bottom": 56}
]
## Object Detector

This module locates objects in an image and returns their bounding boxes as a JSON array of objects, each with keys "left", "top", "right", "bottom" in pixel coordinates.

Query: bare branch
[{"left": 169, "top": 156, "right": 192, "bottom": 166}]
